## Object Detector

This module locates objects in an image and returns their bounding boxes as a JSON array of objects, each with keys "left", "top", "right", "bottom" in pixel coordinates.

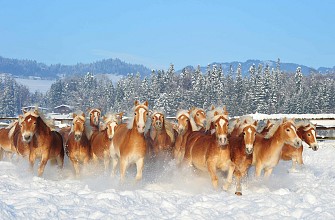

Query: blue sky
[{"left": 0, "top": 0, "right": 334, "bottom": 70}]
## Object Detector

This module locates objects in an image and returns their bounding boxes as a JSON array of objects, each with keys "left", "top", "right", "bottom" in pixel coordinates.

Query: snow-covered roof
[{"left": 53, "top": 104, "right": 74, "bottom": 109}]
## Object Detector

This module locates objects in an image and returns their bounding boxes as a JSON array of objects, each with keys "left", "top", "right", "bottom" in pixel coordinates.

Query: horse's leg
[
  {"left": 223, "top": 162, "right": 235, "bottom": 191},
  {"left": 29, "top": 152, "right": 36, "bottom": 173},
  {"left": 135, "top": 157, "right": 144, "bottom": 181},
  {"left": 235, "top": 174, "right": 242, "bottom": 196},
  {"left": 207, "top": 161, "right": 218, "bottom": 189},
  {"left": 120, "top": 157, "right": 128, "bottom": 182},
  {"left": 103, "top": 151, "right": 110, "bottom": 174},
  {"left": 72, "top": 159, "right": 80, "bottom": 178},
  {"left": 37, "top": 153, "right": 49, "bottom": 177},
  {"left": 0, "top": 148, "right": 3, "bottom": 160},
  {"left": 264, "top": 167, "right": 273, "bottom": 179},
  {"left": 111, "top": 156, "right": 118, "bottom": 177},
  {"left": 255, "top": 163, "right": 263, "bottom": 177}
]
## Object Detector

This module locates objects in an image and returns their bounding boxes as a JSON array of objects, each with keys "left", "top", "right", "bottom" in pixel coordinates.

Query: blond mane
[
  {"left": 23, "top": 108, "right": 56, "bottom": 131},
  {"left": 264, "top": 119, "right": 296, "bottom": 139},
  {"left": 296, "top": 120, "right": 316, "bottom": 131},
  {"left": 8, "top": 120, "right": 19, "bottom": 139},
  {"left": 205, "top": 106, "right": 227, "bottom": 131},
  {"left": 176, "top": 109, "right": 190, "bottom": 120}
]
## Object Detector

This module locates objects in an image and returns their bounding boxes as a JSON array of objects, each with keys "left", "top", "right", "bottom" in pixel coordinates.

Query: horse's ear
[
  {"left": 87, "top": 108, "right": 91, "bottom": 114},
  {"left": 254, "top": 120, "right": 258, "bottom": 126},
  {"left": 34, "top": 109, "right": 39, "bottom": 115},
  {"left": 134, "top": 100, "right": 139, "bottom": 106},
  {"left": 190, "top": 106, "right": 195, "bottom": 112},
  {"left": 282, "top": 117, "right": 287, "bottom": 122},
  {"left": 117, "top": 112, "right": 124, "bottom": 118},
  {"left": 22, "top": 109, "right": 27, "bottom": 114},
  {"left": 211, "top": 105, "right": 215, "bottom": 111},
  {"left": 144, "top": 100, "right": 149, "bottom": 107},
  {"left": 81, "top": 112, "right": 85, "bottom": 118},
  {"left": 223, "top": 106, "right": 229, "bottom": 115},
  {"left": 103, "top": 116, "right": 107, "bottom": 122},
  {"left": 73, "top": 113, "right": 77, "bottom": 119},
  {"left": 214, "top": 111, "right": 219, "bottom": 116}
]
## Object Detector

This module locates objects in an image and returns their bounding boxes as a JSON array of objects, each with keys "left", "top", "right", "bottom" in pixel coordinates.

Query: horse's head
[
  {"left": 133, "top": 100, "right": 149, "bottom": 134},
  {"left": 72, "top": 112, "right": 86, "bottom": 142},
  {"left": 298, "top": 123, "right": 318, "bottom": 151},
  {"left": 103, "top": 113, "right": 119, "bottom": 140},
  {"left": 281, "top": 118, "right": 302, "bottom": 148},
  {"left": 176, "top": 110, "right": 190, "bottom": 135},
  {"left": 240, "top": 120, "right": 258, "bottom": 154},
  {"left": 260, "top": 119, "right": 275, "bottom": 135},
  {"left": 20, "top": 110, "right": 39, "bottom": 143},
  {"left": 212, "top": 111, "right": 229, "bottom": 146},
  {"left": 152, "top": 112, "right": 165, "bottom": 131},
  {"left": 89, "top": 108, "right": 101, "bottom": 127},
  {"left": 190, "top": 107, "right": 206, "bottom": 129}
]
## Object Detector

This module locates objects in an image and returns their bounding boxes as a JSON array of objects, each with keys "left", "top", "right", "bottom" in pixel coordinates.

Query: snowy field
[
  {"left": 1, "top": 140, "right": 335, "bottom": 219},
  {"left": 15, "top": 78, "right": 55, "bottom": 94}
]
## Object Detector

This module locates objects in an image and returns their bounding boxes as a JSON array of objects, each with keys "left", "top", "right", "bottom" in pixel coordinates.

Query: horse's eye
[
  {"left": 134, "top": 112, "right": 137, "bottom": 115},
  {"left": 255, "top": 133, "right": 256, "bottom": 136},
  {"left": 152, "top": 117, "right": 155, "bottom": 120},
  {"left": 215, "top": 124, "right": 218, "bottom": 127},
  {"left": 146, "top": 113, "right": 148, "bottom": 116},
  {"left": 162, "top": 116, "right": 164, "bottom": 119},
  {"left": 308, "top": 134, "right": 311, "bottom": 136},
  {"left": 243, "top": 132, "right": 246, "bottom": 135},
  {"left": 196, "top": 113, "right": 199, "bottom": 116},
  {"left": 286, "top": 129, "right": 290, "bottom": 132}
]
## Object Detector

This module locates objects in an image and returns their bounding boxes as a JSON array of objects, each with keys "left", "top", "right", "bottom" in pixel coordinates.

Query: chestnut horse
[
  {"left": 0, "top": 122, "right": 18, "bottom": 159},
  {"left": 110, "top": 100, "right": 150, "bottom": 181},
  {"left": 20, "top": 109, "right": 64, "bottom": 176},
  {"left": 188, "top": 110, "right": 235, "bottom": 190},
  {"left": 91, "top": 113, "right": 119, "bottom": 172},
  {"left": 189, "top": 107, "right": 207, "bottom": 131},
  {"left": 281, "top": 121, "right": 319, "bottom": 170},
  {"left": 149, "top": 111, "right": 175, "bottom": 157},
  {"left": 229, "top": 117, "right": 257, "bottom": 195},
  {"left": 88, "top": 108, "right": 101, "bottom": 131},
  {"left": 173, "top": 110, "right": 193, "bottom": 164},
  {"left": 9, "top": 118, "right": 31, "bottom": 158},
  {"left": 252, "top": 118, "right": 302, "bottom": 178},
  {"left": 65, "top": 111, "right": 91, "bottom": 177}
]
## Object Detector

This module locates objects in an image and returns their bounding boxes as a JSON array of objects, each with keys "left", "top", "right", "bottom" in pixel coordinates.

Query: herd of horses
[{"left": 0, "top": 101, "right": 319, "bottom": 195}]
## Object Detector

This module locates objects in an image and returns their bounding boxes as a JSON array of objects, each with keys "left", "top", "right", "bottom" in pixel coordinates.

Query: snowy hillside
[{"left": 1, "top": 141, "right": 335, "bottom": 219}]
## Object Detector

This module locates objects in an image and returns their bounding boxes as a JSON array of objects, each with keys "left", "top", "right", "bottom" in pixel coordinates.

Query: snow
[
  {"left": 15, "top": 78, "right": 56, "bottom": 94},
  {"left": 1, "top": 141, "right": 335, "bottom": 219}
]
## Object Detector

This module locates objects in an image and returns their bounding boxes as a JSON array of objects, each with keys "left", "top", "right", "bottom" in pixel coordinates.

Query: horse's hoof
[{"left": 235, "top": 192, "right": 242, "bottom": 196}]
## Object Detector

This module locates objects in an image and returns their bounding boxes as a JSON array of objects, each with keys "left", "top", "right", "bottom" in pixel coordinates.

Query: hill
[{"left": 0, "top": 56, "right": 152, "bottom": 79}]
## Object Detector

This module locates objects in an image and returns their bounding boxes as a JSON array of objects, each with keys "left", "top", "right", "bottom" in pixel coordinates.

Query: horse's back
[
  {"left": 281, "top": 144, "right": 303, "bottom": 161},
  {"left": 190, "top": 135, "right": 212, "bottom": 169},
  {"left": 111, "top": 124, "right": 128, "bottom": 152}
]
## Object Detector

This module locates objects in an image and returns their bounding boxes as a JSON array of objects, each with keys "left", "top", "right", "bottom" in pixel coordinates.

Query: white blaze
[{"left": 138, "top": 108, "right": 146, "bottom": 131}]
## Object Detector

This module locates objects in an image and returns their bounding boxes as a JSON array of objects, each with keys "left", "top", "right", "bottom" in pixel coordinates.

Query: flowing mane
[
  {"left": 264, "top": 119, "right": 282, "bottom": 139},
  {"left": 100, "top": 112, "right": 118, "bottom": 131},
  {"left": 71, "top": 110, "right": 92, "bottom": 138},
  {"left": 8, "top": 120, "right": 19, "bottom": 139},
  {"left": 23, "top": 109, "right": 56, "bottom": 131},
  {"left": 189, "top": 107, "right": 205, "bottom": 131},
  {"left": 296, "top": 120, "right": 316, "bottom": 131},
  {"left": 232, "top": 116, "right": 257, "bottom": 136},
  {"left": 176, "top": 109, "right": 190, "bottom": 120},
  {"left": 206, "top": 107, "right": 223, "bottom": 131}
]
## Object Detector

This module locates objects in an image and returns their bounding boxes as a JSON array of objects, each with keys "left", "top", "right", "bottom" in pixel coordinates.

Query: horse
[
  {"left": 59, "top": 125, "right": 71, "bottom": 147},
  {"left": 65, "top": 111, "right": 91, "bottom": 177},
  {"left": 252, "top": 118, "right": 302, "bottom": 178},
  {"left": 8, "top": 118, "right": 31, "bottom": 158},
  {"left": 110, "top": 100, "right": 150, "bottom": 181},
  {"left": 281, "top": 121, "right": 319, "bottom": 171},
  {"left": 259, "top": 119, "right": 275, "bottom": 135},
  {"left": 189, "top": 106, "right": 207, "bottom": 131},
  {"left": 229, "top": 116, "right": 257, "bottom": 195},
  {"left": 88, "top": 108, "right": 101, "bottom": 131},
  {"left": 20, "top": 108, "right": 64, "bottom": 176},
  {"left": 0, "top": 121, "right": 18, "bottom": 160},
  {"left": 188, "top": 109, "right": 235, "bottom": 190},
  {"left": 91, "top": 113, "right": 119, "bottom": 173},
  {"left": 148, "top": 111, "right": 175, "bottom": 158},
  {"left": 173, "top": 110, "right": 193, "bottom": 164}
]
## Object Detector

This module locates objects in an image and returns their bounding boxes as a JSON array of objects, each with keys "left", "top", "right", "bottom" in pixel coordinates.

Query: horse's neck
[
  {"left": 267, "top": 126, "right": 286, "bottom": 153},
  {"left": 296, "top": 127, "right": 304, "bottom": 140},
  {"left": 190, "top": 117, "right": 202, "bottom": 131},
  {"left": 36, "top": 118, "right": 51, "bottom": 137}
]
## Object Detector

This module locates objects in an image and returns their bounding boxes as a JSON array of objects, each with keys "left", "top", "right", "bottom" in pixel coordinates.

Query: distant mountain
[
  {"left": 0, "top": 56, "right": 152, "bottom": 79},
  {"left": 180, "top": 59, "right": 335, "bottom": 76}
]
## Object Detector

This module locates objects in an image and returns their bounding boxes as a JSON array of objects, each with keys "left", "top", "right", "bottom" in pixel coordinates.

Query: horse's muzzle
[
  {"left": 310, "top": 143, "right": 319, "bottom": 151},
  {"left": 74, "top": 134, "right": 82, "bottom": 142},
  {"left": 293, "top": 138, "right": 302, "bottom": 148},
  {"left": 23, "top": 134, "right": 32, "bottom": 143}
]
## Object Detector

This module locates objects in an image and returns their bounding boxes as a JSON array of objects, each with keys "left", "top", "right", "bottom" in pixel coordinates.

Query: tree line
[{"left": 0, "top": 59, "right": 334, "bottom": 117}]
